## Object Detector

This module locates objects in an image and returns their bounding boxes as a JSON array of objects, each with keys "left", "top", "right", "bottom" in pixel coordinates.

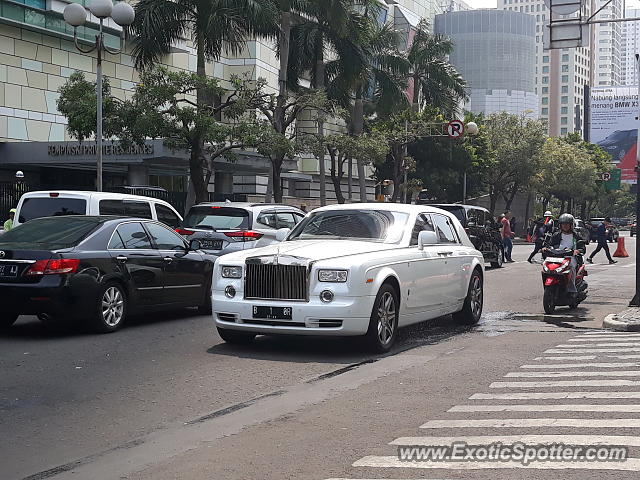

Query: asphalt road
[{"left": 1, "top": 235, "right": 638, "bottom": 480}]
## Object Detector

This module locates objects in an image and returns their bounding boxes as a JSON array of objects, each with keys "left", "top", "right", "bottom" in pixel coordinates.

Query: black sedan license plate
[
  {"left": 252, "top": 306, "right": 292, "bottom": 320},
  {"left": 200, "top": 239, "right": 223, "bottom": 250},
  {"left": 0, "top": 264, "right": 18, "bottom": 277}
]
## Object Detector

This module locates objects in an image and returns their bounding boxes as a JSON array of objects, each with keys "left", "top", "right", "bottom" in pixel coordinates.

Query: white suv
[
  {"left": 177, "top": 202, "right": 306, "bottom": 258},
  {"left": 13, "top": 191, "right": 183, "bottom": 229}
]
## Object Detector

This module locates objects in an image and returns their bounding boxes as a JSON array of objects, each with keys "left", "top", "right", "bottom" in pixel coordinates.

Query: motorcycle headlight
[
  {"left": 221, "top": 266, "right": 243, "bottom": 279},
  {"left": 318, "top": 269, "right": 348, "bottom": 282}
]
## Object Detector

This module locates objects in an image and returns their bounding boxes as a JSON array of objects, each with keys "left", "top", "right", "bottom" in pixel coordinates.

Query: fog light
[
  {"left": 320, "top": 290, "right": 334, "bottom": 303},
  {"left": 225, "top": 285, "right": 236, "bottom": 298}
]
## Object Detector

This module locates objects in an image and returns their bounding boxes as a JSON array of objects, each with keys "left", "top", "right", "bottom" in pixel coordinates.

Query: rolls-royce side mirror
[
  {"left": 418, "top": 230, "right": 438, "bottom": 250},
  {"left": 275, "top": 228, "right": 291, "bottom": 242}
]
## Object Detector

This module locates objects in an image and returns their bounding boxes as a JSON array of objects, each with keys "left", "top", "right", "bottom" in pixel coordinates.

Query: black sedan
[{"left": 0, "top": 216, "right": 215, "bottom": 332}]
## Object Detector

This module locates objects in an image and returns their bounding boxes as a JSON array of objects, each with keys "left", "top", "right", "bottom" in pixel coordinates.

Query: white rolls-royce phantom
[{"left": 211, "top": 203, "right": 485, "bottom": 352}]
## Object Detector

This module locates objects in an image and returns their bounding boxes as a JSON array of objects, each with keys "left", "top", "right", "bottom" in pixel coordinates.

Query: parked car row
[{"left": 0, "top": 191, "right": 494, "bottom": 352}]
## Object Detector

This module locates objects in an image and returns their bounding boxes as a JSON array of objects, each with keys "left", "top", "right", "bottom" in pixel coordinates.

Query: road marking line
[
  {"left": 390, "top": 434, "right": 640, "bottom": 446},
  {"left": 449, "top": 404, "right": 640, "bottom": 413},
  {"left": 490, "top": 380, "right": 640, "bottom": 388},
  {"left": 611, "top": 355, "right": 640, "bottom": 359},
  {"left": 521, "top": 363, "right": 640, "bottom": 369},
  {"left": 569, "top": 336, "right": 640, "bottom": 341},
  {"left": 505, "top": 371, "right": 640, "bottom": 378},
  {"left": 534, "top": 356, "right": 597, "bottom": 360},
  {"left": 352, "top": 457, "right": 640, "bottom": 471},
  {"left": 545, "top": 348, "right": 640, "bottom": 353},
  {"left": 557, "top": 343, "right": 640, "bottom": 347},
  {"left": 420, "top": 418, "right": 640, "bottom": 428},
  {"left": 470, "top": 391, "right": 640, "bottom": 400}
]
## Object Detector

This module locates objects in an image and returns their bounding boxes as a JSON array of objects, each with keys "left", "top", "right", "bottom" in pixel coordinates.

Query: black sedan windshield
[
  {"left": 0, "top": 216, "right": 104, "bottom": 250},
  {"left": 288, "top": 210, "right": 408, "bottom": 243}
]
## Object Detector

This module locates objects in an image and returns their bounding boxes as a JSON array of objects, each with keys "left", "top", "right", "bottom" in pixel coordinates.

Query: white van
[{"left": 13, "top": 191, "right": 183, "bottom": 229}]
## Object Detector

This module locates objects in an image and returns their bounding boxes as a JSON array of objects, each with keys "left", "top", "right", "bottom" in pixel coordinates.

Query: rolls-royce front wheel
[{"left": 364, "top": 284, "right": 399, "bottom": 353}]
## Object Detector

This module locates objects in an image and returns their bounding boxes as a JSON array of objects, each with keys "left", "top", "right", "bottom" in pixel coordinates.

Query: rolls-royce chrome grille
[{"left": 245, "top": 262, "right": 308, "bottom": 301}]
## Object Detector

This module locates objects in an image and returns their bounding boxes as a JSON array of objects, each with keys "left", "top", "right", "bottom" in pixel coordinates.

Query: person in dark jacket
[
  {"left": 528, "top": 211, "right": 554, "bottom": 263},
  {"left": 586, "top": 217, "right": 617, "bottom": 264},
  {"left": 543, "top": 213, "right": 586, "bottom": 294}
]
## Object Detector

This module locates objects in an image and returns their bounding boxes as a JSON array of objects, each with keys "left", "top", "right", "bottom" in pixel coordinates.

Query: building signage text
[{"left": 48, "top": 144, "right": 154, "bottom": 157}]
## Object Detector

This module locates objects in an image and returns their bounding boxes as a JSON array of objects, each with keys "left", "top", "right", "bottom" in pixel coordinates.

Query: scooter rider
[{"left": 542, "top": 213, "right": 586, "bottom": 295}]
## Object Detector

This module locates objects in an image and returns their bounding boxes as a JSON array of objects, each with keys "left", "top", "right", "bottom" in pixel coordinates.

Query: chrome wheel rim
[
  {"left": 102, "top": 287, "right": 124, "bottom": 327},
  {"left": 497, "top": 250, "right": 503, "bottom": 267},
  {"left": 470, "top": 275, "right": 483, "bottom": 319},
  {"left": 376, "top": 292, "right": 396, "bottom": 345}
]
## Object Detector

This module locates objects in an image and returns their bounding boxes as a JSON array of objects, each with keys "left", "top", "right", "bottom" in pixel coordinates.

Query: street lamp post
[
  {"left": 630, "top": 54, "right": 640, "bottom": 307},
  {"left": 63, "top": 1, "right": 135, "bottom": 192},
  {"left": 463, "top": 121, "right": 480, "bottom": 205}
]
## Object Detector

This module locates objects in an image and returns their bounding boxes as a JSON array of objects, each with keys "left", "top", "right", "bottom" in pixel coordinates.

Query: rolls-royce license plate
[{"left": 252, "top": 306, "right": 292, "bottom": 320}]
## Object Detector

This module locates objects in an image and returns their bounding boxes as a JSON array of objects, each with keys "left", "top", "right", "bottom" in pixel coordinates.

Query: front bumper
[{"left": 212, "top": 291, "right": 374, "bottom": 336}]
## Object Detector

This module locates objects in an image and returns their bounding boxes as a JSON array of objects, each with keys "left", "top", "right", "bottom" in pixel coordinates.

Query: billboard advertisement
[{"left": 588, "top": 86, "right": 639, "bottom": 184}]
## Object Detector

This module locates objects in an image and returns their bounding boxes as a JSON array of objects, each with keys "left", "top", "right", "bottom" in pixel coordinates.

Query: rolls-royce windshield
[{"left": 289, "top": 210, "right": 409, "bottom": 243}]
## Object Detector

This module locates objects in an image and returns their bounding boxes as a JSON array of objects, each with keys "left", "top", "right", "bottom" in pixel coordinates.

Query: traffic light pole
[{"left": 629, "top": 54, "right": 640, "bottom": 307}]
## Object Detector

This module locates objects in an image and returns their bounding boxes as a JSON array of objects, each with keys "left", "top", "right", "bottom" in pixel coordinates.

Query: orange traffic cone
[{"left": 613, "top": 237, "right": 629, "bottom": 258}]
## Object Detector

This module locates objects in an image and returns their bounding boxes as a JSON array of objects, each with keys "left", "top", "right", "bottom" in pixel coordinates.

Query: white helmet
[{"left": 544, "top": 211, "right": 552, "bottom": 217}]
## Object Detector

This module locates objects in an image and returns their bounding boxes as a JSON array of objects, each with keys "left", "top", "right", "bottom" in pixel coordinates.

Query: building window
[
  {"left": 542, "top": 87, "right": 549, "bottom": 94},
  {"left": 562, "top": 75, "right": 569, "bottom": 82},
  {"left": 542, "top": 107, "right": 549, "bottom": 115},
  {"left": 562, "top": 65, "right": 569, "bottom": 72},
  {"left": 542, "top": 76, "right": 549, "bottom": 84},
  {"left": 542, "top": 97, "right": 549, "bottom": 105},
  {"left": 543, "top": 55, "right": 549, "bottom": 62},
  {"left": 562, "top": 86, "right": 568, "bottom": 93},
  {"left": 561, "top": 128, "right": 568, "bottom": 135},
  {"left": 562, "top": 54, "right": 569, "bottom": 62},
  {"left": 561, "top": 117, "right": 568, "bottom": 125},
  {"left": 561, "top": 107, "right": 568, "bottom": 114},
  {"left": 561, "top": 96, "right": 568, "bottom": 104},
  {"left": 542, "top": 66, "right": 549, "bottom": 73}
]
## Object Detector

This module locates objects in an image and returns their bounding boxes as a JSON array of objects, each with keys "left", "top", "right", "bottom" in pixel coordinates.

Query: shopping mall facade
[{"left": 0, "top": 0, "right": 443, "bottom": 209}]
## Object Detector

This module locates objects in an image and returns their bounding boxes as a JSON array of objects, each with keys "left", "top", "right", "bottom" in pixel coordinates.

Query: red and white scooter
[{"left": 541, "top": 248, "right": 588, "bottom": 314}]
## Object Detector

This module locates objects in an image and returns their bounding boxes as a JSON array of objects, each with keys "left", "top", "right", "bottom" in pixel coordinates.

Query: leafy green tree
[{"left": 131, "top": 0, "right": 278, "bottom": 203}]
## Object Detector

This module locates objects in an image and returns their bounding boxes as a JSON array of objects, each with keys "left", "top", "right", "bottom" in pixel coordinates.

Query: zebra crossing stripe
[
  {"left": 390, "top": 434, "right": 640, "bottom": 446},
  {"left": 352, "top": 457, "right": 640, "bottom": 471},
  {"left": 420, "top": 418, "right": 640, "bottom": 428},
  {"left": 521, "top": 362, "right": 640, "bottom": 369},
  {"left": 569, "top": 336, "right": 640, "bottom": 341},
  {"left": 504, "top": 371, "right": 640, "bottom": 378},
  {"left": 534, "top": 356, "right": 597, "bottom": 360},
  {"left": 490, "top": 379, "right": 640, "bottom": 388},
  {"left": 557, "top": 343, "right": 640, "bottom": 347},
  {"left": 470, "top": 391, "right": 640, "bottom": 400},
  {"left": 448, "top": 404, "right": 640, "bottom": 413},
  {"left": 545, "top": 348, "right": 640, "bottom": 353}
]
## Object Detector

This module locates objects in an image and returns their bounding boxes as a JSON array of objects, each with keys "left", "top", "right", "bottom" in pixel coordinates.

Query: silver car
[{"left": 177, "top": 202, "right": 306, "bottom": 257}]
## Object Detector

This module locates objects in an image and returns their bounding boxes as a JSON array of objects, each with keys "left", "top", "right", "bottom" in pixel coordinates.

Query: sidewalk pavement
[{"left": 603, "top": 308, "right": 640, "bottom": 331}]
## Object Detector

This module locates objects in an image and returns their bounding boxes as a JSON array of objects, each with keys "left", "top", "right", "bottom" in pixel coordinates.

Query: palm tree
[
  {"left": 326, "top": 19, "right": 410, "bottom": 200},
  {"left": 286, "top": 0, "right": 367, "bottom": 205},
  {"left": 407, "top": 20, "right": 467, "bottom": 116},
  {"left": 131, "top": 0, "right": 278, "bottom": 204}
]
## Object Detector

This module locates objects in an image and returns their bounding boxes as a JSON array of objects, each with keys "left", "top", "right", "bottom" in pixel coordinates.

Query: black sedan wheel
[
  {"left": 91, "top": 283, "right": 127, "bottom": 333},
  {"left": 490, "top": 248, "right": 504, "bottom": 268}
]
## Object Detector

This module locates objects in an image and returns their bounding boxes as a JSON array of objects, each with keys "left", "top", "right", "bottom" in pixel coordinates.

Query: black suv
[{"left": 430, "top": 204, "right": 504, "bottom": 268}]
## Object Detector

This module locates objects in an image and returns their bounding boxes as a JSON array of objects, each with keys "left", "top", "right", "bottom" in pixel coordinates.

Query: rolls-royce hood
[{"left": 223, "top": 240, "right": 397, "bottom": 264}]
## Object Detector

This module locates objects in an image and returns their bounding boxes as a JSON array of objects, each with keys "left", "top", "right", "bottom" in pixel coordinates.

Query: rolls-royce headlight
[
  {"left": 318, "top": 269, "right": 348, "bottom": 282},
  {"left": 221, "top": 266, "right": 243, "bottom": 279}
]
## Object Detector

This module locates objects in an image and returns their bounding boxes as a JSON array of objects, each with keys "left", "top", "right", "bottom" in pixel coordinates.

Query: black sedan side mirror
[{"left": 189, "top": 239, "right": 201, "bottom": 251}]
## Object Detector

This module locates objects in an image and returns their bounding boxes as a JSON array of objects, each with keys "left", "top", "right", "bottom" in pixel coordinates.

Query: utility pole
[{"left": 630, "top": 53, "right": 640, "bottom": 306}]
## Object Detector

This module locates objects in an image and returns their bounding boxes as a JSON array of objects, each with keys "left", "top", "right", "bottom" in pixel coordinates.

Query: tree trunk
[
  {"left": 505, "top": 183, "right": 518, "bottom": 211},
  {"left": 489, "top": 189, "right": 497, "bottom": 217},
  {"left": 390, "top": 145, "right": 404, "bottom": 203},
  {"left": 412, "top": 73, "right": 420, "bottom": 112},
  {"left": 523, "top": 191, "right": 532, "bottom": 238},
  {"left": 270, "top": 8, "right": 292, "bottom": 204},
  {"left": 314, "top": 37, "right": 327, "bottom": 206},
  {"left": 190, "top": 38, "right": 209, "bottom": 204},
  {"left": 347, "top": 156, "right": 353, "bottom": 202},
  {"left": 272, "top": 156, "right": 284, "bottom": 203},
  {"left": 353, "top": 87, "right": 367, "bottom": 201},
  {"left": 329, "top": 148, "right": 345, "bottom": 204}
]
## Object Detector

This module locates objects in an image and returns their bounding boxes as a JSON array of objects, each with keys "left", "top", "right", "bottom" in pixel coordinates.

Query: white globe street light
[
  {"left": 466, "top": 121, "right": 479, "bottom": 136},
  {"left": 63, "top": 2, "right": 135, "bottom": 192}
]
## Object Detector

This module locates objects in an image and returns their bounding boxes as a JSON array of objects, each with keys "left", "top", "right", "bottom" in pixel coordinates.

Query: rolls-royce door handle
[
  {"left": 116, "top": 255, "right": 128, "bottom": 262},
  {"left": 437, "top": 251, "right": 454, "bottom": 256}
]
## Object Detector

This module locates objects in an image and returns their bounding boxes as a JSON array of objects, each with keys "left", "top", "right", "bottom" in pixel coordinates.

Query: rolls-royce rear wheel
[
  {"left": 364, "top": 284, "right": 399, "bottom": 354},
  {"left": 453, "top": 270, "right": 483, "bottom": 325}
]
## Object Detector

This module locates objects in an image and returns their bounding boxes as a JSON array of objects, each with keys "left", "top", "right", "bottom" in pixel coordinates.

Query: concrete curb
[{"left": 603, "top": 313, "right": 640, "bottom": 332}]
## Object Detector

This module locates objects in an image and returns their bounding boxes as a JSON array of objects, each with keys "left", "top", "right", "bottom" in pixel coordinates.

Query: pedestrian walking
[
  {"left": 3, "top": 208, "right": 15, "bottom": 232},
  {"left": 510, "top": 216, "right": 517, "bottom": 235},
  {"left": 501, "top": 210, "right": 515, "bottom": 262},
  {"left": 528, "top": 210, "right": 554, "bottom": 263},
  {"left": 586, "top": 217, "right": 617, "bottom": 265}
]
